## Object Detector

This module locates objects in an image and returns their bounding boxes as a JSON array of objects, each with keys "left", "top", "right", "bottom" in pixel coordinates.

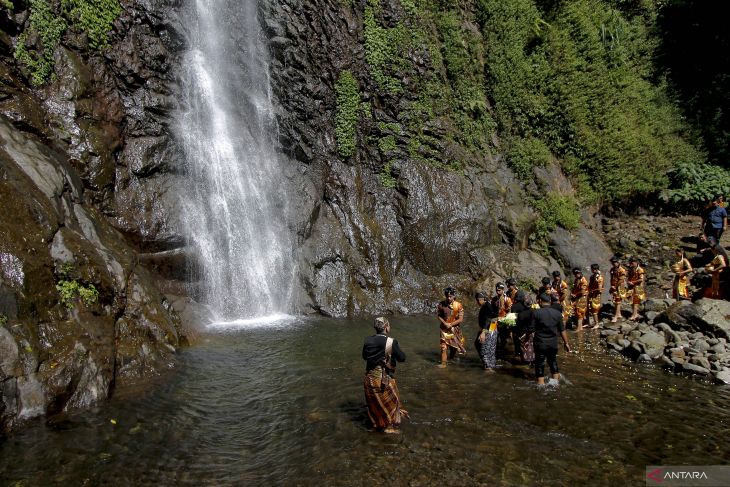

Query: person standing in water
[
  {"left": 587, "top": 264, "right": 604, "bottom": 329},
  {"left": 570, "top": 268, "right": 589, "bottom": 330},
  {"left": 436, "top": 287, "right": 466, "bottom": 368},
  {"left": 528, "top": 294, "right": 572, "bottom": 385},
  {"left": 474, "top": 292, "right": 498, "bottom": 371},
  {"left": 362, "top": 317, "right": 408, "bottom": 433},
  {"left": 609, "top": 256, "right": 627, "bottom": 323}
]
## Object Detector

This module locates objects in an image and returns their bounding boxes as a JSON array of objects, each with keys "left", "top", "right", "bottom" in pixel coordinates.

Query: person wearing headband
[{"left": 609, "top": 256, "right": 627, "bottom": 323}]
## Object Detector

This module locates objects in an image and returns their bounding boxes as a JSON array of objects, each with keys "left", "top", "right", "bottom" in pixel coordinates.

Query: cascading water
[{"left": 175, "top": 0, "right": 296, "bottom": 320}]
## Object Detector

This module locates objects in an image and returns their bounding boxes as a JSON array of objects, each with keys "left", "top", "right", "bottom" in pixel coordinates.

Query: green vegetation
[
  {"left": 55, "top": 262, "right": 99, "bottom": 309},
  {"left": 507, "top": 137, "right": 551, "bottom": 180},
  {"left": 14, "top": 0, "right": 67, "bottom": 86},
  {"left": 56, "top": 279, "right": 99, "bottom": 309},
  {"left": 661, "top": 162, "right": 730, "bottom": 211},
  {"left": 13, "top": 0, "right": 120, "bottom": 85},
  {"left": 0, "top": 314, "right": 7, "bottom": 327},
  {"left": 477, "top": 0, "right": 705, "bottom": 203},
  {"left": 348, "top": 0, "right": 720, "bottom": 211},
  {"left": 530, "top": 193, "right": 581, "bottom": 249},
  {"left": 62, "top": 0, "right": 121, "bottom": 49},
  {"left": 363, "top": 0, "right": 408, "bottom": 95},
  {"left": 334, "top": 70, "right": 360, "bottom": 158},
  {"left": 2, "top": 0, "right": 13, "bottom": 10},
  {"left": 380, "top": 161, "right": 397, "bottom": 188}
]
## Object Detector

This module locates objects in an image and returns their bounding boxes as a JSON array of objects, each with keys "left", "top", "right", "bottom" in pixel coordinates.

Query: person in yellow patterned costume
[
  {"left": 552, "top": 271, "right": 571, "bottom": 322},
  {"left": 627, "top": 257, "right": 646, "bottom": 321},
  {"left": 706, "top": 244, "right": 727, "bottom": 299},
  {"left": 671, "top": 248, "right": 693, "bottom": 300},
  {"left": 588, "top": 263, "right": 604, "bottom": 329},
  {"left": 609, "top": 256, "right": 627, "bottom": 323},
  {"left": 570, "top": 268, "right": 589, "bottom": 330},
  {"left": 436, "top": 287, "right": 466, "bottom": 368}
]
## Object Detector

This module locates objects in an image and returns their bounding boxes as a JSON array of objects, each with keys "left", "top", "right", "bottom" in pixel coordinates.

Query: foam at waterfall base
[{"left": 208, "top": 313, "right": 298, "bottom": 330}]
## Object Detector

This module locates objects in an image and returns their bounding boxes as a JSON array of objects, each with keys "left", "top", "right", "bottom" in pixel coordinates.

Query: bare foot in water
[
  {"left": 436, "top": 363, "right": 447, "bottom": 369},
  {"left": 383, "top": 428, "right": 401, "bottom": 434}
]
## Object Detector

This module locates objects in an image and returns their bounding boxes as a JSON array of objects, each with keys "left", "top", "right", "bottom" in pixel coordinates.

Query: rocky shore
[{"left": 600, "top": 298, "right": 730, "bottom": 385}]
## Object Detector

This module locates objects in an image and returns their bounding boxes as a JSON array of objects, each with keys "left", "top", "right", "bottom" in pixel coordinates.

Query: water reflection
[{"left": 1, "top": 316, "right": 729, "bottom": 486}]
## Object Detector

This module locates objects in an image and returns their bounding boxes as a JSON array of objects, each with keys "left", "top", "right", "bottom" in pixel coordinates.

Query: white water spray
[{"left": 176, "top": 0, "right": 295, "bottom": 320}]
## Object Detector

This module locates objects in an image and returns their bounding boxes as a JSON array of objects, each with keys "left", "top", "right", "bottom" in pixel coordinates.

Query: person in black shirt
[
  {"left": 527, "top": 294, "right": 572, "bottom": 385},
  {"left": 362, "top": 317, "right": 408, "bottom": 432},
  {"left": 510, "top": 293, "right": 529, "bottom": 359},
  {"left": 474, "top": 292, "right": 498, "bottom": 371}
]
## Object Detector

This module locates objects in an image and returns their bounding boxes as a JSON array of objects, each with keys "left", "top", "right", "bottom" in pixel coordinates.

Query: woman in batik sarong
[
  {"left": 588, "top": 264, "right": 604, "bottom": 329},
  {"left": 437, "top": 287, "right": 466, "bottom": 368},
  {"left": 672, "top": 248, "right": 693, "bottom": 300},
  {"left": 362, "top": 317, "right": 408, "bottom": 433},
  {"left": 571, "top": 268, "right": 589, "bottom": 330},
  {"left": 474, "top": 292, "right": 498, "bottom": 371}
]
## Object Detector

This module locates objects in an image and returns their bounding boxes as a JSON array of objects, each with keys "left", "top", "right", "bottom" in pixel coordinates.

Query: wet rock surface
[
  {"left": 263, "top": 0, "right": 604, "bottom": 316},
  {"left": 0, "top": 0, "right": 190, "bottom": 432}
]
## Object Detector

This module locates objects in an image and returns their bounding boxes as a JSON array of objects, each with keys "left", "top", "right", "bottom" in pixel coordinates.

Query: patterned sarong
[
  {"left": 474, "top": 325, "right": 498, "bottom": 368},
  {"left": 673, "top": 275, "right": 690, "bottom": 299},
  {"left": 573, "top": 296, "right": 588, "bottom": 320},
  {"left": 589, "top": 294, "right": 602, "bottom": 314},
  {"left": 364, "top": 367, "right": 404, "bottom": 430},
  {"left": 440, "top": 325, "right": 466, "bottom": 353}
]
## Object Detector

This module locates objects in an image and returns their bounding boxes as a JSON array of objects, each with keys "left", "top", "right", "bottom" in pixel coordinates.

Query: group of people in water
[{"left": 361, "top": 194, "right": 728, "bottom": 433}]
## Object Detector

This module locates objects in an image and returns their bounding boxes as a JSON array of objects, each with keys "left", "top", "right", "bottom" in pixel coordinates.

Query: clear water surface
[{"left": 1, "top": 316, "right": 729, "bottom": 486}]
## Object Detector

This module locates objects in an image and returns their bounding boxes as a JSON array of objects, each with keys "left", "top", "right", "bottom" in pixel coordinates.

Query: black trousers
[{"left": 534, "top": 345, "right": 559, "bottom": 378}]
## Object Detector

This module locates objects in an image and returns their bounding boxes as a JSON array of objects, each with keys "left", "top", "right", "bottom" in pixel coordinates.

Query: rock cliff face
[
  {"left": 261, "top": 0, "right": 609, "bottom": 315},
  {"left": 0, "top": 0, "right": 187, "bottom": 432},
  {"left": 0, "top": 0, "right": 612, "bottom": 431}
]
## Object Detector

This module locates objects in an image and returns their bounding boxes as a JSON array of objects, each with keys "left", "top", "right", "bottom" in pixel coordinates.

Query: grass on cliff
[{"left": 13, "top": 0, "right": 121, "bottom": 85}]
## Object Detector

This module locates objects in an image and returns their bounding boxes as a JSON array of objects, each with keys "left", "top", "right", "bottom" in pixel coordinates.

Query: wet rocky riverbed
[{"left": 1, "top": 316, "right": 729, "bottom": 486}]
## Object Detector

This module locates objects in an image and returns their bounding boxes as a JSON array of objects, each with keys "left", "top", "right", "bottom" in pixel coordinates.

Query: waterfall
[{"left": 175, "top": 0, "right": 295, "bottom": 320}]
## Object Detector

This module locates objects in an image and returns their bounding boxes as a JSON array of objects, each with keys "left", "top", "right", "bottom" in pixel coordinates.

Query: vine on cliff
[{"left": 335, "top": 70, "right": 360, "bottom": 158}]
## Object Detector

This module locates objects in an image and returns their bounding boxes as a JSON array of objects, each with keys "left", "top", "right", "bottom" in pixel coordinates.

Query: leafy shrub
[
  {"left": 529, "top": 192, "right": 581, "bottom": 249},
  {"left": 507, "top": 137, "right": 551, "bottom": 180},
  {"left": 0, "top": 314, "right": 7, "bottom": 327},
  {"left": 14, "top": 0, "right": 120, "bottom": 85},
  {"left": 61, "top": 0, "right": 121, "bottom": 49},
  {"left": 363, "top": 0, "right": 408, "bottom": 94},
  {"left": 335, "top": 70, "right": 360, "bottom": 158},
  {"left": 661, "top": 162, "right": 730, "bottom": 211},
  {"left": 56, "top": 280, "right": 99, "bottom": 309},
  {"left": 380, "top": 161, "right": 397, "bottom": 188},
  {"left": 14, "top": 0, "right": 67, "bottom": 86}
]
